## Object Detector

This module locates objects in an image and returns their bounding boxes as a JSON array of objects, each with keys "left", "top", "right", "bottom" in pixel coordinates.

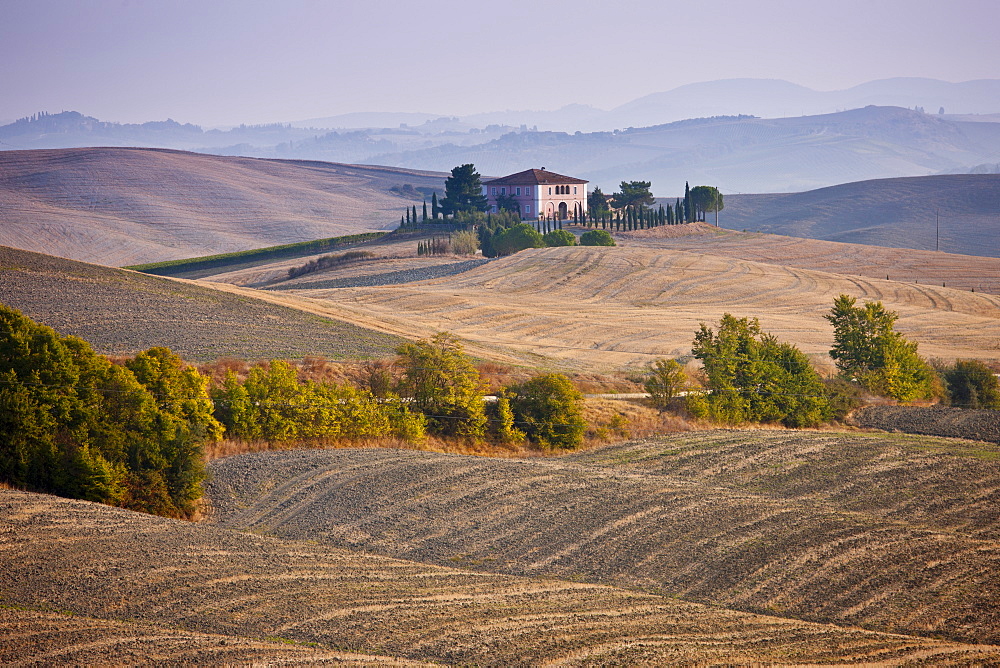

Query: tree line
[
  {"left": 645, "top": 295, "right": 1000, "bottom": 426},
  {"left": 0, "top": 306, "right": 589, "bottom": 517}
]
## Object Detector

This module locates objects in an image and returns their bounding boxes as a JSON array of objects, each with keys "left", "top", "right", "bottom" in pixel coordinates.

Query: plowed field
[
  {"left": 205, "top": 431, "right": 1000, "bottom": 647},
  {"left": 4, "top": 485, "right": 999, "bottom": 666}
]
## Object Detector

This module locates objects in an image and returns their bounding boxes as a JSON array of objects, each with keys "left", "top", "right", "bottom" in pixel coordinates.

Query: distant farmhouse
[{"left": 483, "top": 168, "right": 588, "bottom": 220}]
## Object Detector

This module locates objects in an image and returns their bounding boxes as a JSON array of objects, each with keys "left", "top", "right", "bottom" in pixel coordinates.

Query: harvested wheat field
[
  {"left": 204, "top": 430, "right": 1000, "bottom": 647},
  {"left": 0, "top": 147, "right": 444, "bottom": 266},
  {"left": 4, "top": 485, "right": 1000, "bottom": 666},
  {"left": 621, "top": 223, "right": 1000, "bottom": 295},
  {"left": 236, "top": 243, "right": 1000, "bottom": 372}
]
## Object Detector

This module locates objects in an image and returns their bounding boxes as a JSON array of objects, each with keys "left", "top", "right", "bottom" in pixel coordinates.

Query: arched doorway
[{"left": 558, "top": 201, "right": 568, "bottom": 220}]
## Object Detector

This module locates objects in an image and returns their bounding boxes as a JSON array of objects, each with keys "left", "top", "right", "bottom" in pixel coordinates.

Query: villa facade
[{"left": 482, "top": 168, "right": 588, "bottom": 220}]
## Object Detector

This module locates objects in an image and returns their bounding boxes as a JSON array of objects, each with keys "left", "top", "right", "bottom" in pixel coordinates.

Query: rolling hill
[
  {"left": 5, "top": 452, "right": 1000, "bottom": 665},
  {"left": 0, "top": 147, "right": 444, "bottom": 266},
  {"left": 248, "top": 243, "right": 1000, "bottom": 372},
  {"left": 0, "top": 245, "right": 402, "bottom": 362},
  {"left": 204, "top": 431, "right": 1000, "bottom": 646},
  {"left": 718, "top": 173, "right": 1000, "bottom": 257}
]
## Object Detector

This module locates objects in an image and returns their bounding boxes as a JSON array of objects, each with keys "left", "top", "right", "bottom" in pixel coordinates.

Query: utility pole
[{"left": 936, "top": 209, "right": 940, "bottom": 252}]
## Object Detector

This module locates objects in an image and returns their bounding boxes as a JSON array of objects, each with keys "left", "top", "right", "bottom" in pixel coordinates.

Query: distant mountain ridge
[{"left": 2, "top": 77, "right": 999, "bottom": 193}]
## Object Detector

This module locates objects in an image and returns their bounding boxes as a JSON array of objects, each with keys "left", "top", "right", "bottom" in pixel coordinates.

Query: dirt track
[
  {"left": 5, "top": 485, "right": 1000, "bottom": 666},
  {"left": 205, "top": 430, "right": 1000, "bottom": 646}
]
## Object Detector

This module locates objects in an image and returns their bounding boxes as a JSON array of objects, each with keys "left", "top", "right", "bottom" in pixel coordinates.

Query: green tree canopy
[
  {"left": 943, "top": 359, "right": 1000, "bottom": 409},
  {"left": 0, "top": 304, "right": 214, "bottom": 517},
  {"left": 493, "top": 223, "right": 545, "bottom": 256},
  {"left": 689, "top": 314, "right": 829, "bottom": 427},
  {"left": 825, "top": 295, "right": 935, "bottom": 402},
  {"left": 588, "top": 186, "right": 611, "bottom": 217},
  {"left": 508, "top": 373, "right": 586, "bottom": 449},
  {"left": 580, "top": 229, "right": 616, "bottom": 246},
  {"left": 689, "top": 186, "right": 724, "bottom": 222},
  {"left": 644, "top": 359, "right": 687, "bottom": 410},
  {"left": 611, "top": 181, "right": 655, "bottom": 210},
  {"left": 542, "top": 229, "right": 577, "bottom": 247},
  {"left": 440, "top": 164, "right": 489, "bottom": 216},
  {"left": 395, "top": 332, "right": 487, "bottom": 438}
]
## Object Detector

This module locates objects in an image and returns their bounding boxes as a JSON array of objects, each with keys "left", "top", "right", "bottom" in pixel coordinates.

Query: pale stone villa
[{"left": 483, "top": 168, "right": 588, "bottom": 220}]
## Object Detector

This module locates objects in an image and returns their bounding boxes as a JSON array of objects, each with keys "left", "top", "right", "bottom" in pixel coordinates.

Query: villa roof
[{"left": 484, "top": 168, "right": 588, "bottom": 186}]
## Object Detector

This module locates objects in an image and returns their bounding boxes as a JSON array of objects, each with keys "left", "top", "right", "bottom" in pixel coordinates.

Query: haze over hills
[
  {"left": 0, "top": 147, "right": 445, "bottom": 266},
  {"left": 3, "top": 78, "right": 999, "bottom": 193}
]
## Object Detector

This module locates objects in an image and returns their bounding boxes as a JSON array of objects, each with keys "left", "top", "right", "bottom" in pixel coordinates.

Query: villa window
[
  {"left": 516, "top": 187, "right": 521, "bottom": 196},
  {"left": 525, "top": 187, "right": 531, "bottom": 196},
  {"left": 491, "top": 187, "right": 496, "bottom": 196},
  {"left": 549, "top": 187, "right": 552, "bottom": 195},
  {"left": 525, "top": 204, "right": 531, "bottom": 214},
  {"left": 574, "top": 186, "right": 578, "bottom": 194},
  {"left": 501, "top": 187, "right": 506, "bottom": 195}
]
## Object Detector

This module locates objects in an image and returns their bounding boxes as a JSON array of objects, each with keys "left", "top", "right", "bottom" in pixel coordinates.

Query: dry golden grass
[
  {"left": 209, "top": 244, "right": 1000, "bottom": 373},
  {"left": 0, "top": 147, "right": 443, "bottom": 266}
]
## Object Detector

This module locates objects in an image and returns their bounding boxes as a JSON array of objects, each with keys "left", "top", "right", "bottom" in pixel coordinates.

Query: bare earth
[
  {"left": 5, "top": 438, "right": 1000, "bottom": 666},
  {"left": 204, "top": 431, "right": 1000, "bottom": 647}
]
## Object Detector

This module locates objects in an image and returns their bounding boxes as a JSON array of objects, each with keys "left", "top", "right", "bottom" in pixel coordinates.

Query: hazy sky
[{"left": 2, "top": 0, "right": 998, "bottom": 127}]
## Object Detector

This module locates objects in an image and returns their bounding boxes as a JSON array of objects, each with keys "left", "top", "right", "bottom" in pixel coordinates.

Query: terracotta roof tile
[{"left": 484, "top": 168, "right": 588, "bottom": 186}]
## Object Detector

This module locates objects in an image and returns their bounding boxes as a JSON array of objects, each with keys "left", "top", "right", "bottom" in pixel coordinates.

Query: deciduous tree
[{"left": 825, "top": 295, "right": 935, "bottom": 402}]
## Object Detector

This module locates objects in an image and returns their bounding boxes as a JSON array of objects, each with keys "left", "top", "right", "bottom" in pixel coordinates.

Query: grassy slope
[
  {"left": 0, "top": 147, "right": 444, "bottom": 266},
  {"left": 717, "top": 174, "right": 1000, "bottom": 258},
  {"left": 252, "top": 243, "right": 1000, "bottom": 372},
  {"left": 0, "top": 245, "right": 402, "bottom": 362},
  {"left": 3, "top": 486, "right": 997, "bottom": 666},
  {"left": 205, "top": 430, "right": 1000, "bottom": 646}
]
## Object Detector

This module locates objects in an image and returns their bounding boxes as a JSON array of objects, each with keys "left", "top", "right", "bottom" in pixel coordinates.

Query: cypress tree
[
  {"left": 412, "top": 205, "right": 418, "bottom": 226},
  {"left": 431, "top": 192, "right": 440, "bottom": 220},
  {"left": 405, "top": 208, "right": 411, "bottom": 226},
  {"left": 684, "top": 182, "right": 691, "bottom": 223},
  {"left": 422, "top": 200, "right": 428, "bottom": 222}
]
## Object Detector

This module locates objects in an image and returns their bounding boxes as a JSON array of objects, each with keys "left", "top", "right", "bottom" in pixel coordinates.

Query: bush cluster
[
  {"left": 0, "top": 305, "right": 220, "bottom": 518},
  {"left": 212, "top": 360, "right": 426, "bottom": 442}
]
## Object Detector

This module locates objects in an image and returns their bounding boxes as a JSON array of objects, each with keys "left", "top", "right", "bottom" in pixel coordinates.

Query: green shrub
[
  {"left": 943, "top": 359, "right": 1000, "bottom": 409},
  {"left": 395, "top": 333, "right": 486, "bottom": 439},
  {"left": 580, "top": 229, "right": 615, "bottom": 246},
  {"left": 0, "top": 305, "right": 214, "bottom": 518},
  {"left": 826, "top": 295, "right": 936, "bottom": 402},
  {"left": 644, "top": 359, "right": 687, "bottom": 410},
  {"left": 543, "top": 229, "right": 576, "bottom": 247}
]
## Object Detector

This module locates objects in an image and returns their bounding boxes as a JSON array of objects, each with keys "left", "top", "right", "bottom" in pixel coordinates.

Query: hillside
[
  {"left": 246, "top": 243, "right": 1000, "bottom": 372},
  {"left": 0, "top": 245, "right": 402, "bottom": 362},
  {"left": 5, "top": 477, "right": 1000, "bottom": 664},
  {"left": 204, "top": 431, "right": 1000, "bottom": 646},
  {"left": 718, "top": 173, "right": 1000, "bottom": 258},
  {"left": 622, "top": 223, "right": 1000, "bottom": 291},
  {"left": 0, "top": 147, "right": 444, "bottom": 266}
]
